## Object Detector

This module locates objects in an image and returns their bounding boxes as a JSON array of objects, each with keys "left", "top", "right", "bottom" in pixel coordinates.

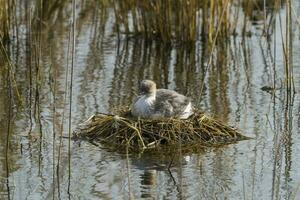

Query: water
[{"left": 1, "top": 1, "right": 300, "bottom": 200}]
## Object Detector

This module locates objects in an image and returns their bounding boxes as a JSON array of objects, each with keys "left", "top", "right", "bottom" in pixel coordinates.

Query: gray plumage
[{"left": 131, "top": 80, "right": 193, "bottom": 119}]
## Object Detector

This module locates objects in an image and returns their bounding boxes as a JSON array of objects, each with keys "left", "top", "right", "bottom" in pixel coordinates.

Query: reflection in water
[
  {"left": 140, "top": 170, "right": 157, "bottom": 199},
  {"left": 1, "top": 0, "right": 300, "bottom": 199}
]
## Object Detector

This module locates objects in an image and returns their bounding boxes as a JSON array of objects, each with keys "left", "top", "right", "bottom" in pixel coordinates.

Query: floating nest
[{"left": 72, "top": 108, "right": 250, "bottom": 151}]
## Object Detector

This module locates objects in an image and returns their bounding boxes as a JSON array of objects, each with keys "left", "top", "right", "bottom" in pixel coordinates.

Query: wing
[{"left": 155, "top": 89, "right": 191, "bottom": 117}]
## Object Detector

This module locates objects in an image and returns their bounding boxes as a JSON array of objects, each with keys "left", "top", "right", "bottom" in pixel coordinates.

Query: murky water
[{"left": 1, "top": 1, "right": 300, "bottom": 200}]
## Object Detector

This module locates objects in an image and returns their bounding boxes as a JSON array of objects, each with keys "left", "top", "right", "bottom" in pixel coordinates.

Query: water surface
[{"left": 1, "top": 1, "right": 300, "bottom": 199}]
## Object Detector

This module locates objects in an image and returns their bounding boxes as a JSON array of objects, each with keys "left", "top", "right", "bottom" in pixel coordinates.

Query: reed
[
  {"left": 112, "top": 0, "right": 234, "bottom": 43},
  {"left": 73, "top": 109, "right": 250, "bottom": 151},
  {"left": 0, "top": 0, "right": 285, "bottom": 48},
  {"left": 67, "top": 0, "right": 76, "bottom": 194},
  {"left": 0, "top": 0, "right": 10, "bottom": 42}
]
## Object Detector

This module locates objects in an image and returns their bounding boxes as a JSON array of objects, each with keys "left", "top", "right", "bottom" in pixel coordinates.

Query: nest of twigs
[{"left": 72, "top": 109, "right": 250, "bottom": 151}]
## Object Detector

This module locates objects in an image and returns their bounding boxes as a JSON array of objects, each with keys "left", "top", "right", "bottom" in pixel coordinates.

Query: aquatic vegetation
[
  {"left": 112, "top": 0, "right": 233, "bottom": 43},
  {"left": 73, "top": 109, "right": 249, "bottom": 151},
  {"left": 0, "top": 0, "right": 10, "bottom": 42},
  {"left": 0, "top": 0, "right": 299, "bottom": 199}
]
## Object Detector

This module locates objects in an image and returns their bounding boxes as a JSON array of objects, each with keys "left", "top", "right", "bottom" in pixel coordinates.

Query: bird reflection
[{"left": 140, "top": 169, "right": 157, "bottom": 199}]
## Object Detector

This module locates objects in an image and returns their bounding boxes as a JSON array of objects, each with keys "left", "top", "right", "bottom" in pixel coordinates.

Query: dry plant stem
[
  {"left": 126, "top": 147, "right": 132, "bottom": 199},
  {"left": 56, "top": 17, "right": 72, "bottom": 199},
  {"left": 285, "top": 0, "right": 292, "bottom": 93},
  {"left": 35, "top": 0, "right": 44, "bottom": 178},
  {"left": 279, "top": 0, "right": 294, "bottom": 95},
  {"left": 67, "top": 0, "right": 76, "bottom": 195},
  {"left": 73, "top": 109, "right": 249, "bottom": 152},
  {"left": 0, "top": 0, "right": 10, "bottom": 41},
  {"left": 50, "top": 49, "right": 57, "bottom": 200},
  {"left": 0, "top": 39, "right": 22, "bottom": 103},
  {"left": 198, "top": 0, "right": 230, "bottom": 101},
  {"left": 5, "top": 51, "right": 12, "bottom": 200},
  {"left": 27, "top": 7, "right": 33, "bottom": 135},
  {"left": 273, "top": 17, "right": 277, "bottom": 98},
  {"left": 113, "top": 0, "right": 225, "bottom": 43}
]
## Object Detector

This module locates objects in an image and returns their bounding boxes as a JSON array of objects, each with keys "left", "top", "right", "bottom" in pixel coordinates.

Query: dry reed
[
  {"left": 0, "top": 0, "right": 10, "bottom": 42},
  {"left": 112, "top": 0, "right": 233, "bottom": 43},
  {"left": 73, "top": 109, "right": 249, "bottom": 151}
]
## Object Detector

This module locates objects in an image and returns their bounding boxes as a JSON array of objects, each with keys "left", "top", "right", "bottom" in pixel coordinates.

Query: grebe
[{"left": 131, "top": 80, "right": 193, "bottom": 119}]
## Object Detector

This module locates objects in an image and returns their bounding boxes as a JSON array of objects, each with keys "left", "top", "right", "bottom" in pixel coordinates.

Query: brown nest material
[{"left": 72, "top": 109, "right": 250, "bottom": 151}]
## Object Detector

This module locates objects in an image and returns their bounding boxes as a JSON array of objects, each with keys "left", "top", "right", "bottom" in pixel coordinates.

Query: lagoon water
[{"left": 1, "top": 1, "right": 300, "bottom": 199}]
